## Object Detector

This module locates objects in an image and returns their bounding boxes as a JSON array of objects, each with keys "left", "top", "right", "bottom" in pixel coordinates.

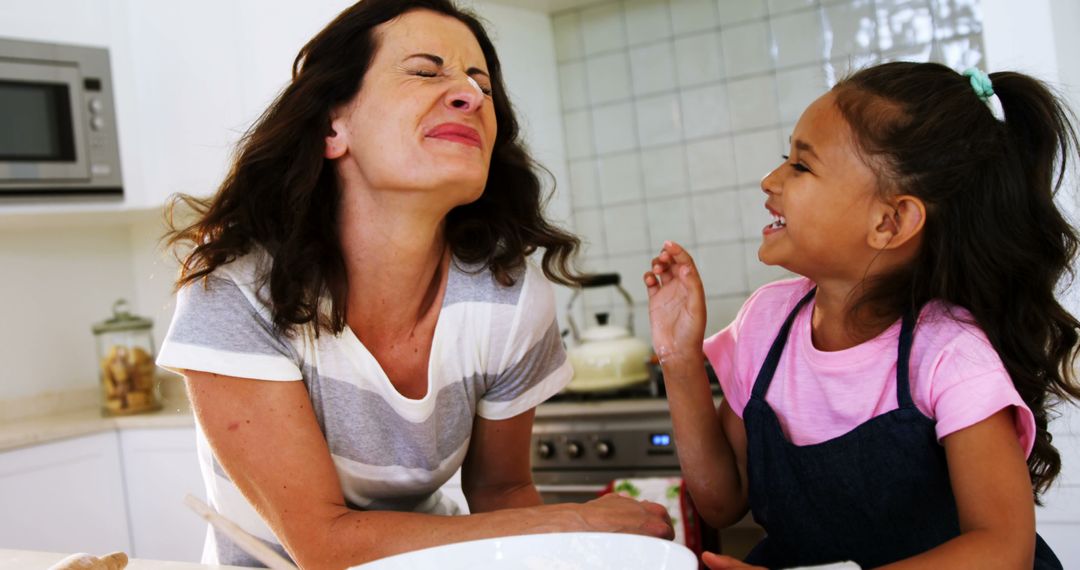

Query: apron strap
[
  {"left": 895, "top": 308, "right": 918, "bottom": 410},
  {"left": 750, "top": 288, "right": 816, "bottom": 401}
]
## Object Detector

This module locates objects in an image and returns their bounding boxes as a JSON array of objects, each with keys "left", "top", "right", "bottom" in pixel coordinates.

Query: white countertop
[
  {"left": 0, "top": 396, "right": 195, "bottom": 453},
  {"left": 0, "top": 549, "right": 243, "bottom": 569}
]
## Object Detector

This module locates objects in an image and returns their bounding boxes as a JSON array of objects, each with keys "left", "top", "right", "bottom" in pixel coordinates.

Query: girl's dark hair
[
  {"left": 833, "top": 61, "right": 1080, "bottom": 497},
  {"left": 166, "top": 0, "right": 582, "bottom": 334}
]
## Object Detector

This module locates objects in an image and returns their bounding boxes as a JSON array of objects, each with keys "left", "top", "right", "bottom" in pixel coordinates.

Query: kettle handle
[
  {"left": 578, "top": 273, "right": 621, "bottom": 288},
  {"left": 565, "top": 273, "right": 636, "bottom": 342}
]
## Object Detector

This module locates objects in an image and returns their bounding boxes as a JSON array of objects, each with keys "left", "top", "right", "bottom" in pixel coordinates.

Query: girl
[{"left": 645, "top": 62, "right": 1080, "bottom": 569}]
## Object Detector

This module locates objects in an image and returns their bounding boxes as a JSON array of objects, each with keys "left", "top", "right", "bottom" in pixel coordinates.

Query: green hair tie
[{"left": 963, "top": 67, "right": 994, "bottom": 101}]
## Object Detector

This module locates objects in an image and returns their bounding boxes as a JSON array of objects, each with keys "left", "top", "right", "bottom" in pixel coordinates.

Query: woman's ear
[
  {"left": 324, "top": 114, "right": 348, "bottom": 160},
  {"left": 868, "top": 194, "right": 925, "bottom": 250}
]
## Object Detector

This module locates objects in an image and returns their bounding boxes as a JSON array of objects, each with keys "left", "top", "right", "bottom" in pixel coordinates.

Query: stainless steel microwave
[{"left": 0, "top": 37, "right": 122, "bottom": 196}]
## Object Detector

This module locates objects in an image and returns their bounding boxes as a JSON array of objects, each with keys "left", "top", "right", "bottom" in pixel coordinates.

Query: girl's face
[{"left": 758, "top": 92, "right": 886, "bottom": 282}]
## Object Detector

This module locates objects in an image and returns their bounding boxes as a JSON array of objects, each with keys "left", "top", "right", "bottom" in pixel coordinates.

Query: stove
[{"left": 530, "top": 364, "right": 721, "bottom": 504}]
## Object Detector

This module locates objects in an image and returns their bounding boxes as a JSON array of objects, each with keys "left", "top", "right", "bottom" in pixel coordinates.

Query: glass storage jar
[{"left": 92, "top": 299, "right": 161, "bottom": 416}]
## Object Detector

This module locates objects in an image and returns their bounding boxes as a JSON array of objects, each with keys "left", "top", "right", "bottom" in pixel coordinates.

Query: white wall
[{"left": 0, "top": 225, "right": 136, "bottom": 401}]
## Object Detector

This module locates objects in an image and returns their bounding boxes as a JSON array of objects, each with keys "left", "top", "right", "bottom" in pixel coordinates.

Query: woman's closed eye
[
  {"left": 781, "top": 155, "right": 811, "bottom": 173},
  {"left": 410, "top": 69, "right": 493, "bottom": 96}
]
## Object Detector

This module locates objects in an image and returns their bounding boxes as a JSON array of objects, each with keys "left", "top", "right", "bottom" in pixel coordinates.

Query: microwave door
[{"left": 0, "top": 60, "right": 89, "bottom": 182}]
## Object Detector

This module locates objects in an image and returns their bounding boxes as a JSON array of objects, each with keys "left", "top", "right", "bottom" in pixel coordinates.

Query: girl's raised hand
[{"left": 643, "top": 241, "right": 707, "bottom": 368}]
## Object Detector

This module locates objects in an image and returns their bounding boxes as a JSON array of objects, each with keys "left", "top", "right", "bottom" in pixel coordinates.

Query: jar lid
[{"left": 92, "top": 299, "right": 153, "bottom": 334}]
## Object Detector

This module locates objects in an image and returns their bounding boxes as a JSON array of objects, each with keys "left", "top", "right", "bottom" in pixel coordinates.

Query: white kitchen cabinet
[
  {"left": 118, "top": 427, "right": 205, "bottom": 562},
  {"left": 0, "top": 432, "right": 131, "bottom": 555}
]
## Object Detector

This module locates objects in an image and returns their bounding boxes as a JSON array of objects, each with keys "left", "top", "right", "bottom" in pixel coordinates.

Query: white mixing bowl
[{"left": 350, "top": 532, "right": 697, "bottom": 570}]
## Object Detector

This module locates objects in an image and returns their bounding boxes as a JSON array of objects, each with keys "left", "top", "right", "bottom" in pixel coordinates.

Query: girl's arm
[
  {"left": 186, "top": 371, "right": 673, "bottom": 570},
  {"left": 878, "top": 408, "right": 1036, "bottom": 569},
  {"left": 645, "top": 241, "right": 750, "bottom": 528}
]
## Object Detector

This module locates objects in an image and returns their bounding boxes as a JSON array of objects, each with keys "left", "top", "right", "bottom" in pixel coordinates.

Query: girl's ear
[
  {"left": 324, "top": 110, "right": 348, "bottom": 160},
  {"left": 868, "top": 195, "right": 926, "bottom": 250}
]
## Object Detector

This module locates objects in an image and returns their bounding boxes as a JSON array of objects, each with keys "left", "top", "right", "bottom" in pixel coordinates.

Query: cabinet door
[
  {"left": 118, "top": 427, "right": 206, "bottom": 562},
  {"left": 0, "top": 432, "right": 131, "bottom": 554}
]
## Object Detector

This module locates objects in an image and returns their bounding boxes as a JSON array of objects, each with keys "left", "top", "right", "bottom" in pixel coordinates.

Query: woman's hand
[
  {"left": 643, "top": 241, "right": 707, "bottom": 367},
  {"left": 701, "top": 552, "right": 767, "bottom": 570},
  {"left": 569, "top": 494, "right": 674, "bottom": 539}
]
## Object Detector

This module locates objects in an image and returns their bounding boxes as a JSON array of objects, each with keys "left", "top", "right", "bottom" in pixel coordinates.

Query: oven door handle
[{"left": 534, "top": 484, "right": 609, "bottom": 495}]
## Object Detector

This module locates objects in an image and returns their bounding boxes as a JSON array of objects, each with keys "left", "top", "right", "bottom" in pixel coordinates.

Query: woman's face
[{"left": 326, "top": 9, "right": 497, "bottom": 206}]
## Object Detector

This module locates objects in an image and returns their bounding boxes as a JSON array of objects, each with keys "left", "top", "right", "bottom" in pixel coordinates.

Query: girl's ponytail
[
  {"left": 834, "top": 62, "right": 1080, "bottom": 497},
  {"left": 989, "top": 72, "right": 1080, "bottom": 496}
]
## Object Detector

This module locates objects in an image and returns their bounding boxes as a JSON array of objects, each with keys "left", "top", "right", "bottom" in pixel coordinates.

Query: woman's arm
[
  {"left": 187, "top": 371, "right": 673, "bottom": 570},
  {"left": 645, "top": 241, "right": 750, "bottom": 528},
  {"left": 460, "top": 411, "right": 542, "bottom": 511},
  {"left": 878, "top": 408, "right": 1036, "bottom": 569}
]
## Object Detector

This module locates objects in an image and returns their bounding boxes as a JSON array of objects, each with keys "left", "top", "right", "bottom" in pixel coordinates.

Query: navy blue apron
[{"left": 741, "top": 289, "right": 1061, "bottom": 569}]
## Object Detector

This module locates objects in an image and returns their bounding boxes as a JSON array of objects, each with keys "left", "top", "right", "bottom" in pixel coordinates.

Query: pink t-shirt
[{"left": 703, "top": 277, "right": 1035, "bottom": 456}]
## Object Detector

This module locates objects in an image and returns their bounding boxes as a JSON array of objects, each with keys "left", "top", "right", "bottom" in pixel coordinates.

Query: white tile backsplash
[
  {"left": 635, "top": 93, "right": 683, "bottom": 148},
  {"left": 553, "top": 11, "right": 584, "bottom": 61},
  {"left": 733, "top": 128, "right": 784, "bottom": 185},
  {"left": 775, "top": 64, "right": 828, "bottom": 124},
  {"left": 686, "top": 135, "right": 737, "bottom": 192},
  {"left": 645, "top": 196, "right": 696, "bottom": 248},
  {"left": 716, "top": 0, "right": 768, "bottom": 26},
  {"left": 674, "top": 32, "right": 725, "bottom": 88},
  {"left": 624, "top": 0, "right": 673, "bottom": 45},
  {"left": 629, "top": 42, "right": 678, "bottom": 96},
  {"left": 598, "top": 151, "right": 645, "bottom": 204},
  {"left": 738, "top": 185, "right": 769, "bottom": 239},
  {"left": 587, "top": 51, "right": 633, "bottom": 104},
  {"left": 768, "top": 0, "right": 819, "bottom": 15},
  {"left": 771, "top": 9, "right": 826, "bottom": 68},
  {"left": 691, "top": 189, "right": 744, "bottom": 244},
  {"left": 581, "top": 2, "right": 627, "bottom": 56},
  {"left": 592, "top": 102, "right": 638, "bottom": 154},
  {"left": 569, "top": 158, "right": 601, "bottom": 208},
  {"left": 727, "top": 75, "right": 780, "bottom": 131},
  {"left": 876, "top": 0, "right": 934, "bottom": 52},
  {"left": 641, "top": 144, "right": 688, "bottom": 199},
  {"left": 563, "top": 109, "right": 595, "bottom": 159},
  {"left": 558, "top": 0, "right": 984, "bottom": 318},
  {"left": 823, "top": 1, "right": 877, "bottom": 58},
  {"left": 696, "top": 241, "right": 748, "bottom": 295},
  {"left": 721, "top": 21, "right": 774, "bottom": 77},
  {"left": 573, "top": 207, "right": 608, "bottom": 256},
  {"left": 670, "top": 0, "right": 720, "bottom": 35},
  {"left": 558, "top": 61, "right": 589, "bottom": 109},
  {"left": 679, "top": 83, "right": 731, "bottom": 139},
  {"left": 603, "top": 202, "right": 650, "bottom": 254}
]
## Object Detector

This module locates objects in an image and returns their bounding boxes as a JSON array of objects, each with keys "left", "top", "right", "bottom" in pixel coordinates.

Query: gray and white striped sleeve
[
  {"left": 478, "top": 265, "right": 572, "bottom": 419},
  {"left": 156, "top": 275, "right": 302, "bottom": 381}
]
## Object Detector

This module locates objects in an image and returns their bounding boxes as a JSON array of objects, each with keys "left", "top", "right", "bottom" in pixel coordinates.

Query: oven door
[
  {"left": 533, "top": 468, "right": 682, "bottom": 505},
  {"left": 0, "top": 59, "right": 89, "bottom": 182}
]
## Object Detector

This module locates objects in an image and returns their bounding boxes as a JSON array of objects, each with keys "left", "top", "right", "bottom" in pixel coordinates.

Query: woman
[{"left": 158, "top": 1, "right": 673, "bottom": 567}]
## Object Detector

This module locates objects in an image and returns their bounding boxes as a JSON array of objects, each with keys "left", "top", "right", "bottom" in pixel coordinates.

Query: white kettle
[{"left": 564, "top": 273, "right": 652, "bottom": 393}]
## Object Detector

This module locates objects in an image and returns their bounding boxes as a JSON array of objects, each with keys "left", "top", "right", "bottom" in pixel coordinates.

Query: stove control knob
[
  {"left": 536, "top": 440, "right": 555, "bottom": 459},
  {"left": 566, "top": 440, "right": 584, "bottom": 459},
  {"left": 595, "top": 440, "right": 614, "bottom": 459}
]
